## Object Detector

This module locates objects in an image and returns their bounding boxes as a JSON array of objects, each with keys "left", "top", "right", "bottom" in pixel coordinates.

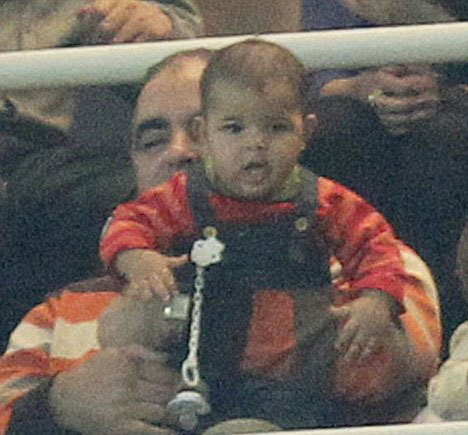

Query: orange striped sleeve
[
  {"left": 397, "top": 244, "right": 441, "bottom": 377},
  {"left": 0, "top": 348, "right": 52, "bottom": 434},
  {"left": 0, "top": 291, "right": 118, "bottom": 434},
  {"left": 48, "top": 291, "right": 119, "bottom": 324},
  {"left": 316, "top": 177, "right": 406, "bottom": 304},
  {"left": 333, "top": 244, "right": 441, "bottom": 400},
  {"left": 100, "top": 172, "right": 195, "bottom": 266},
  {"left": 318, "top": 178, "right": 441, "bottom": 381}
]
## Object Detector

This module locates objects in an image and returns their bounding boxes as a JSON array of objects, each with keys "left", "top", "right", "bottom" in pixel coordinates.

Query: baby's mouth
[{"left": 242, "top": 161, "right": 270, "bottom": 181}]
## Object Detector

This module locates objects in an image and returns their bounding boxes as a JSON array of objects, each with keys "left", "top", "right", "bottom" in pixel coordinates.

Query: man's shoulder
[
  {"left": 44, "top": 277, "right": 122, "bottom": 321},
  {"left": 60, "top": 275, "right": 123, "bottom": 293}
]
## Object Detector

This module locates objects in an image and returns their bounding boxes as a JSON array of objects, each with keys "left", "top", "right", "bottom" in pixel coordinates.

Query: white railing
[
  {"left": 262, "top": 421, "right": 468, "bottom": 435},
  {"left": 0, "top": 22, "right": 467, "bottom": 90}
]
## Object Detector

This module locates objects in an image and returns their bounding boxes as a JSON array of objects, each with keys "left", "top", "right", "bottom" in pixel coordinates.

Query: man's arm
[
  {"left": 0, "top": 0, "right": 203, "bottom": 138},
  {"left": 0, "top": 296, "right": 63, "bottom": 434},
  {"left": 0, "top": 290, "right": 178, "bottom": 434}
]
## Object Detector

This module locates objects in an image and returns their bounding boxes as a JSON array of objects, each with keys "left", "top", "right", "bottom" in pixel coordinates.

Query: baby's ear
[{"left": 304, "top": 113, "right": 318, "bottom": 142}]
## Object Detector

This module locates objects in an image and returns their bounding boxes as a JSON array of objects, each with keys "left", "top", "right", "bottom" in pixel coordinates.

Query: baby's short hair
[{"left": 200, "top": 39, "right": 306, "bottom": 112}]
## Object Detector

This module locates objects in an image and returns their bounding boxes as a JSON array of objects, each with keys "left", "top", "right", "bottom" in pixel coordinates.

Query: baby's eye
[
  {"left": 270, "top": 122, "right": 291, "bottom": 133},
  {"left": 222, "top": 122, "right": 243, "bottom": 134}
]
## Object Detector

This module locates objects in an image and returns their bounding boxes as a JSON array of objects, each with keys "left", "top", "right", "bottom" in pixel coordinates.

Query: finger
[
  {"left": 122, "top": 344, "right": 167, "bottom": 362},
  {"left": 401, "top": 73, "right": 438, "bottom": 93},
  {"left": 358, "top": 337, "right": 378, "bottom": 363},
  {"left": 92, "top": 0, "right": 120, "bottom": 15},
  {"left": 121, "top": 402, "right": 167, "bottom": 423},
  {"left": 124, "top": 282, "right": 143, "bottom": 299},
  {"left": 138, "top": 370, "right": 178, "bottom": 397},
  {"left": 113, "top": 4, "right": 171, "bottom": 42},
  {"left": 131, "top": 280, "right": 154, "bottom": 301},
  {"left": 375, "top": 94, "right": 438, "bottom": 115},
  {"left": 334, "top": 319, "right": 358, "bottom": 352},
  {"left": 113, "top": 14, "right": 148, "bottom": 43},
  {"left": 134, "top": 379, "right": 176, "bottom": 405},
  {"left": 78, "top": 0, "right": 118, "bottom": 23},
  {"left": 134, "top": 33, "right": 153, "bottom": 43},
  {"left": 329, "top": 305, "right": 351, "bottom": 320},
  {"left": 147, "top": 273, "right": 171, "bottom": 301},
  {"left": 167, "top": 254, "right": 189, "bottom": 269},
  {"left": 99, "top": 0, "right": 132, "bottom": 35},
  {"left": 138, "top": 359, "right": 178, "bottom": 389},
  {"left": 76, "top": 10, "right": 111, "bottom": 44},
  {"left": 374, "top": 71, "right": 414, "bottom": 96},
  {"left": 159, "top": 269, "right": 178, "bottom": 296},
  {"left": 123, "top": 347, "right": 177, "bottom": 392},
  {"left": 77, "top": 5, "right": 105, "bottom": 20},
  {"left": 343, "top": 341, "right": 362, "bottom": 363},
  {"left": 380, "top": 108, "right": 437, "bottom": 131},
  {"left": 81, "top": 0, "right": 121, "bottom": 42},
  {"left": 379, "top": 65, "right": 408, "bottom": 76}
]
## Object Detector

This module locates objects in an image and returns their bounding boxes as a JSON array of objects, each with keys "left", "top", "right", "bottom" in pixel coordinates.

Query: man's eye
[
  {"left": 135, "top": 131, "right": 169, "bottom": 150},
  {"left": 134, "top": 139, "right": 160, "bottom": 150},
  {"left": 141, "top": 139, "right": 166, "bottom": 149},
  {"left": 222, "top": 123, "right": 243, "bottom": 134}
]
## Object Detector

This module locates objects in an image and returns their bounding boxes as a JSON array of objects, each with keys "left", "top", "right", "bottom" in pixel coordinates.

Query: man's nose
[{"left": 167, "top": 130, "right": 198, "bottom": 164}]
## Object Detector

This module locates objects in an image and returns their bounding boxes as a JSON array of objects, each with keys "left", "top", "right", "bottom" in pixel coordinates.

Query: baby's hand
[
  {"left": 116, "top": 249, "right": 188, "bottom": 301},
  {"left": 330, "top": 291, "right": 398, "bottom": 363}
]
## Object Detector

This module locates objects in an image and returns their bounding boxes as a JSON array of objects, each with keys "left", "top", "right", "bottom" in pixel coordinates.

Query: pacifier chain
[{"left": 166, "top": 230, "right": 225, "bottom": 431}]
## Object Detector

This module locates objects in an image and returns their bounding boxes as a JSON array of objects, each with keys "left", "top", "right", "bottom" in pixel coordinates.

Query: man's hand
[
  {"left": 116, "top": 249, "right": 189, "bottom": 301},
  {"left": 50, "top": 345, "right": 178, "bottom": 435},
  {"left": 77, "top": 0, "right": 173, "bottom": 44},
  {"left": 354, "top": 65, "right": 440, "bottom": 135}
]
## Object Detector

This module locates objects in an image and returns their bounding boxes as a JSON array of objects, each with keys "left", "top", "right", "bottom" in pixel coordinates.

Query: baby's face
[{"left": 200, "top": 80, "right": 305, "bottom": 201}]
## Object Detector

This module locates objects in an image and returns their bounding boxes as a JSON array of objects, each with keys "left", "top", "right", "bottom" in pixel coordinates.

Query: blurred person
[
  {"left": 425, "top": 223, "right": 468, "bottom": 420},
  {"left": 0, "top": 48, "right": 212, "bottom": 435},
  {"left": 301, "top": 0, "right": 468, "bottom": 352},
  {"left": 0, "top": 0, "right": 203, "bottom": 351}
]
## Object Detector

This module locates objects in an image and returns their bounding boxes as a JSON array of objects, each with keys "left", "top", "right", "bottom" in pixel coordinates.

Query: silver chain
[{"left": 181, "top": 265, "right": 204, "bottom": 388}]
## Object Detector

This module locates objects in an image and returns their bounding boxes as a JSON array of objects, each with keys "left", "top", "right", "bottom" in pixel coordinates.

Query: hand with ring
[{"left": 360, "top": 65, "right": 440, "bottom": 135}]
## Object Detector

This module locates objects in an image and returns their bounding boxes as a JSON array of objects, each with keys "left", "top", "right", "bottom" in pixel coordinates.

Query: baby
[{"left": 99, "top": 39, "right": 440, "bottom": 429}]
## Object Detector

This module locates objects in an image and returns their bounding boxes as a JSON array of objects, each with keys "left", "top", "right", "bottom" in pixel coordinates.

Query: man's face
[
  {"left": 199, "top": 80, "right": 305, "bottom": 201},
  {"left": 132, "top": 58, "right": 205, "bottom": 192}
]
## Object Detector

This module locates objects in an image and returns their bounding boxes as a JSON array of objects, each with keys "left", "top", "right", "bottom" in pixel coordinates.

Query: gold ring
[{"left": 367, "top": 89, "right": 384, "bottom": 106}]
